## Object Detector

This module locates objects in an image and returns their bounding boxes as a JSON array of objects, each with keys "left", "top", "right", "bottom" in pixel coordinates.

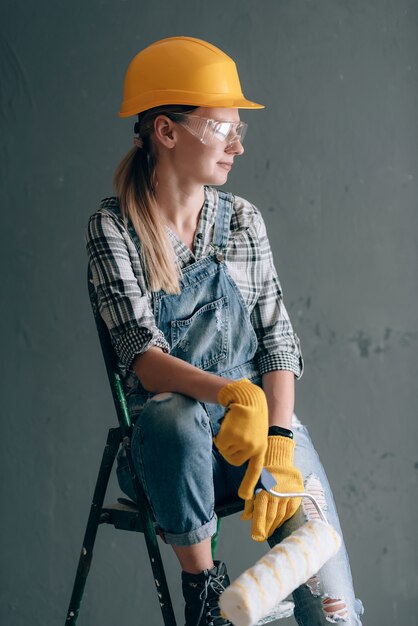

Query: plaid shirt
[{"left": 86, "top": 186, "right": 304, "bottom": 379}]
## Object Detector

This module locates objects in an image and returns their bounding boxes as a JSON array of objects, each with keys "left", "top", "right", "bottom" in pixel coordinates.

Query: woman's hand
[
  {"left": 214, "top": 379, "right": 269, "bottom": 499},
  {"left": 241, "top": 435, "right": 303, "bottom": 541}
]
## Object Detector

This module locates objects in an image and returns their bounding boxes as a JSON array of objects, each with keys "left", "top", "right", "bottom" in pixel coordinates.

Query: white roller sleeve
[{"left": 219, "top": 520, "right": 341, "bottom": 626}]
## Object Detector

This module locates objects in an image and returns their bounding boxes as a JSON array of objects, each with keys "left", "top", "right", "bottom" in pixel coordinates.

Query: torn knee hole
[
  {"left": 305, "top": 579, "right": 348, "bottom": 622},
  {"left": 302, "top": 474, "right": 327, "bottom": 520},
  {"left": 150, "top": 392, "right": 174, "bottom": 404},
  {"left": 306, "top": 574, "right": 321, "bottom": 596},
  {"left": 322, "top": 596, "right": 348, "bottom": 622}
]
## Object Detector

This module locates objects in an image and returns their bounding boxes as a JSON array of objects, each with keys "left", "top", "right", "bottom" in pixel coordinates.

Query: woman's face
[{"left": 165, "top": 107, "right": 245, "bottom": 187}]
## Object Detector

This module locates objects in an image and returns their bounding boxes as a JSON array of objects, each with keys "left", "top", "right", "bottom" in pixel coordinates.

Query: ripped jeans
[{"left": 117, "top": 392, "right": 364, "bottom": 625}]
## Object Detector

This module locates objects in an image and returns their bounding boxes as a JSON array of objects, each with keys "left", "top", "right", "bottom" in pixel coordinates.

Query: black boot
[{"left": 182, "top": 560, "right": 232, "bottom": 626}]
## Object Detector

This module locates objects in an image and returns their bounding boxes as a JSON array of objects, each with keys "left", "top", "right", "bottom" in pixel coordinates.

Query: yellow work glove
[
  {"left": 241, "top": 435, "right": 303, "bottom": 542},
  {"left": 214, "top": 379, "right": 268, "bottom": 500}
]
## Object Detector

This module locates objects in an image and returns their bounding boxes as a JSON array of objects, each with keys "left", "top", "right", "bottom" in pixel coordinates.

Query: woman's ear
[{"left": 153, "top": 115, "right": 176, "bottom": 149}]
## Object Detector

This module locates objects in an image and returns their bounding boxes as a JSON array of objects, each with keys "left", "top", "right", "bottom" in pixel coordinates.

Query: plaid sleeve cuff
[
  {"left": 256, "top": 352, "right": 304, "bottom": 379},
  {"left": 113, "top": 327, "right": 171, "bottom": 369}
]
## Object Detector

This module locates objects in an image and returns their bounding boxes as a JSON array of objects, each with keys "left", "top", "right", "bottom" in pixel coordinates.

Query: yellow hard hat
[{"left": 119, "top": 36, "right": 264, "bottom": 117}]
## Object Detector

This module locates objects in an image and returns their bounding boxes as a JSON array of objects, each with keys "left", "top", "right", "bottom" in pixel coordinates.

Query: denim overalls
[
  {"left": 116, "top": 191, "right": 364, "bottom": 625},
  {"left": 118, "top": 190, "right": 261, "bottom": 541}
]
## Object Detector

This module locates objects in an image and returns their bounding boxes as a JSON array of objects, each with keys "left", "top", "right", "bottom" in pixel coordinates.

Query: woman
[{"left": 86, "top": 36, "right": 363, "bottom": 625}]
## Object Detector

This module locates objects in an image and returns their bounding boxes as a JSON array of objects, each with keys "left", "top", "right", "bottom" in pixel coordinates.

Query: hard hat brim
[{"left": 119, "top": 92, "right": 265, "bottom": 118}]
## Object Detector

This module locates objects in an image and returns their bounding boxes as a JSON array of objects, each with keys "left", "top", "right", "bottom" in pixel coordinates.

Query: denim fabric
[
  {"left": 118, "top": 190, "right": 260, "bottom": 543},
  {"left": 275, "top": 417, "right": 364, "bottom": 624},
  {"left": 214, "top": 415, "right": 364, "bottom": 625},
  {"left": 122, "top": 190, "right": 259, "bottom": 438},
  {"left": 117, "top": 409, "right": 363, "bottom": 624},
  {"left": 116, "top": 191, "right": 363, "bottom": 623}
]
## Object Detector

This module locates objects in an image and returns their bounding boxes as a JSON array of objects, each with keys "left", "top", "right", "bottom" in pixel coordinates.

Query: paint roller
[{"left": 219, "top": 468, "right": 342, "bottom": 626}]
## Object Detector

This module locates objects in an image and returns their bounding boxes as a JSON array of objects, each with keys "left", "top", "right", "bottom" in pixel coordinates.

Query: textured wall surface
[{"left": 1, "top": 1, "right": 417, "bottom": 624}]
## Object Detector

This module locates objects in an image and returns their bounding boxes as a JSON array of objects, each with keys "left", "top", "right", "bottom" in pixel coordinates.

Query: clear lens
[
  {"left": 213, "top": 122, "right": 232, "bottom": 141},
  {"left": 169, "top": 113, "right": 247, "bottom": 146}
]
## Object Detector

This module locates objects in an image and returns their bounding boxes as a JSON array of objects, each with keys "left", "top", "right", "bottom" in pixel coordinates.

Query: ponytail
[{"left": 113, "top": 105, "right": 196, "bottom": 294}]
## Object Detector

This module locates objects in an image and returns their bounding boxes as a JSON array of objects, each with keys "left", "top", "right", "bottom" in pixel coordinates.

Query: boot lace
[{"left": 196, "top": 573, "right": 232, "bottom": 626}]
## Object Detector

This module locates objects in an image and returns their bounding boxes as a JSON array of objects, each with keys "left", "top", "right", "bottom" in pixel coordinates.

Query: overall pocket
[{"left": 170, "top": 296, "right": 229, "bottom": 371}]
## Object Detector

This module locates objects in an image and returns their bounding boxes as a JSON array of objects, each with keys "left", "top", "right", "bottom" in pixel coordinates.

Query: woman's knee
[{"left": 136, "top": 392, "right": 212, "bottom": 444}]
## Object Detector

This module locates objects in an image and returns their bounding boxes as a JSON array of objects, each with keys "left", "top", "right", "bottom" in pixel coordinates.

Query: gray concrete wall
[{"left": 2, "top": 1, "right": 417, "bottom": 624}]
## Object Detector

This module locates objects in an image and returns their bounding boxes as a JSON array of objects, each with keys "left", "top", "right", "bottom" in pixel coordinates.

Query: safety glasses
[{"left": 168, "top": 113, "right": 248, "bottom": 147}]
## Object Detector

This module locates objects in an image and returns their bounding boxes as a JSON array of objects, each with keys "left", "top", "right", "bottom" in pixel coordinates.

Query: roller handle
[
  {"left": 254, "top": 467, "right": 277, "bottom": 493},
  {"left": 254, "top": 467, "right": 328, "bottom": 524}
]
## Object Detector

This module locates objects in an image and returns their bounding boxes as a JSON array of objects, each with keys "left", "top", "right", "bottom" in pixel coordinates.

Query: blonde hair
[{"left": 113, "top": 105, "right": 196, "bottom": 294}]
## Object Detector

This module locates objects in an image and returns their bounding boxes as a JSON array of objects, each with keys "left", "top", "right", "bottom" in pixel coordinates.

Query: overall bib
[{"left": 152, "top": 190, "right": 261, "bottom": 436}]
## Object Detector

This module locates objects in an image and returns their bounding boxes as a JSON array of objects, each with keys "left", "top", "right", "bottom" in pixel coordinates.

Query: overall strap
[{"left": 212, "top": 190, "right": 234, "bottom": 250}]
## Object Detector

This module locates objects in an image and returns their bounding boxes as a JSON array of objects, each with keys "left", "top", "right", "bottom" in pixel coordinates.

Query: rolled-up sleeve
[
  {"left": 250, "top": 214, "right": 304, "bottom": 379},
  {"left": 86, "top": 210, "right": 170, "bottom": 370}
]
